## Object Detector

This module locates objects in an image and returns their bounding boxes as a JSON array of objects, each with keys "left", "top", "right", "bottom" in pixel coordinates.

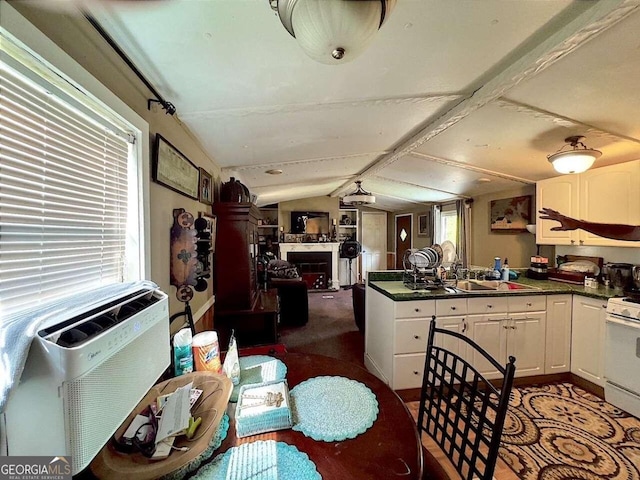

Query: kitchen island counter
[{"left": 367, "top": 271, "right": 620, "bottom": 302}]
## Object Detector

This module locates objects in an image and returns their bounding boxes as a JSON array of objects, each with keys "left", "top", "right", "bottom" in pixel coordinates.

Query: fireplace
[
  {"left": 279, "top": 243, "right": 340, "bottom": 290},
  {"left": 288, "top": 251, "right": 332, "bottom": 289}
]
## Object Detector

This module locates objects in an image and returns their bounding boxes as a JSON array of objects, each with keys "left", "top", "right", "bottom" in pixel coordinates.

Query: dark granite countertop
[{"left": 367, "top": 271, "right": 622, "bottom": 302}]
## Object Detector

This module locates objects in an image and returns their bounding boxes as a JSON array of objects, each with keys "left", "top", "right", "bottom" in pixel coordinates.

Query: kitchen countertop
[{"left": 367, "top": 271, "right": 622, "bottom": 302}]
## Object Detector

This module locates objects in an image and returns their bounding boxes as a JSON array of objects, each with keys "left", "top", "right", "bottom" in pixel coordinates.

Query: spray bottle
[
  {"left": 501, "top": 258, "right": 510, "bottom": 281},
  {"left": 173, "top": 328, "right": 194, "bottom": 376}
]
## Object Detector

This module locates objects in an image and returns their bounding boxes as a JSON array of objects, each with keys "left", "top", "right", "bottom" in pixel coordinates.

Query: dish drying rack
[{"left": 402, "top": 247, "right": 446, "bottom": 290}]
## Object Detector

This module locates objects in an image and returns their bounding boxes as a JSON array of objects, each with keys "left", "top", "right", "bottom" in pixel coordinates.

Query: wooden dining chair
[{"left": 417, "top": 316, "right": 516, "bottom": 480}]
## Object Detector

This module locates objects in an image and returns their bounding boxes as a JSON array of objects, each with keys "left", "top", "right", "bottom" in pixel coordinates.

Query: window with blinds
[{"left": 0, "top": 51, "right": 139, "bottom": 316}]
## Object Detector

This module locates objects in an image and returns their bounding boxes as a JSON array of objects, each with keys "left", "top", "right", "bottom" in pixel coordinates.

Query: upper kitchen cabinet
[
  {"left": 578, "top": 160, "right": 640, "bottom": 247},
  {"left": 536, "top": 160, "right": 640, "bottom": 247},
  {"left": 536, "top": 175, "right": 579, "bottom": 245}
]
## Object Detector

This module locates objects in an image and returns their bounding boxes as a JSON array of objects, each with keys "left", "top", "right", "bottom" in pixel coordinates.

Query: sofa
[{"left": 266, "top": 260, "right": 309, "bottom": 327}]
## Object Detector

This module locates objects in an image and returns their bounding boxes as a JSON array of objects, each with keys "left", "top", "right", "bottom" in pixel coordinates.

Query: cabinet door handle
[
  {"left": 413, "top": 371, "right": 420, "bottom": 376},
  {"left": 503, "top": 325, "right": 509, "bottom": 329},
  {"left": 462, "top": 321, "right": 467, "bottom": 333},
  {"left": 571, "top": 240, "right": 575, "bottom": 244},
  {"left": 526, "top": 302, "right": 532, "bottom": 307},
  {"left": 451, "top": 306, "right": 456, "bottom": 311},
  {"left": 414, "top": 335, "right": 420, "bottom": 339},
  {"left": 602, "top": 305, "right": 607, "bottom": 309},
  {"left": 579, "top": 240, "right": 584, "bottom": 245},
  {"left": 415, "top": 308, "right": 420, "bottom": 312}
]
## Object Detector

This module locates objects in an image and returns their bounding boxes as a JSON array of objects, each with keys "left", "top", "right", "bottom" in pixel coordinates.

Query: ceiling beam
[
  {"left": 222, "top": 151, "right": 389, "bottom": 173},
  {"left": 371, "top": 175, "right": 472, "bottom": 200},
  {"left": 496, "top": 98, "right": 640, "bottom": 146},
  {"left": 179, "top": 93, "right": 464, "bottom": 119},
  {"left": 408, "top": 152, "right": 535, "bottom": 185},
  {"left": 330, "top": 0, "right": 640, "bottom": 197}
]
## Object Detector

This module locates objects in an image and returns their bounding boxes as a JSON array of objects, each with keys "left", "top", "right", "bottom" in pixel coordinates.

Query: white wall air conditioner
[{"left": 1, "top": 283, "right": 170, "bottom": 475}]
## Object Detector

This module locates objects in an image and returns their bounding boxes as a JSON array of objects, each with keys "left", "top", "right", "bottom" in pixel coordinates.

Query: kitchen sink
[{"left": 454, "top": 280, "right": 540, "bottom": 293}]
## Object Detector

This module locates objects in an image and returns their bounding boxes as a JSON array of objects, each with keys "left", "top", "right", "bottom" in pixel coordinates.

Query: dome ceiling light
[
  {"left": 342, "top": 181, "right": 375, "bottom": 205},
  {"left": 547, "top": 135, "right": 601, "bottom": 174},
  {"left": 269, "top": 0, "right": 397, "bottom": 64}
]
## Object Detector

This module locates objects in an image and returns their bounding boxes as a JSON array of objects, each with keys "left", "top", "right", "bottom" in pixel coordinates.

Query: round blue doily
[
  {"left": 229, "top": 355, "right": 287, "bottom": 402},
  {"left": 192, "top": 440, "right": 321, "bottom": 480},
  {"left": 290, "top": 375, "right": 379, "bottom": 442},
  {"left": 160, "top": 413, "right": 230, "bottom": 480}
]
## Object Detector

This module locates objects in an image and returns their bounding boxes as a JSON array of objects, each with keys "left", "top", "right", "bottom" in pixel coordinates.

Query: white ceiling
[{"left": 67, "top": 0, "right": 640, "bottom": 210}]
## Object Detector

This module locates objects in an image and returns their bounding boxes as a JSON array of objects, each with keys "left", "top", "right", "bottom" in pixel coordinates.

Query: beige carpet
[{"left": 409, "top": 382, "right": 640, "bottom": 480}]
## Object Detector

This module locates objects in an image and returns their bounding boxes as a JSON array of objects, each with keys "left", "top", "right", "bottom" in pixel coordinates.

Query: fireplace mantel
[{"left": 279, "top": 242, "right": 340, "bottom": 290}]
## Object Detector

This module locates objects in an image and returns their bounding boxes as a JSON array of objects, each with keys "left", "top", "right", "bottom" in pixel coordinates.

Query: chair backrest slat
[{"left": 417, "top": 316, "right": 516, "bottom": 480}]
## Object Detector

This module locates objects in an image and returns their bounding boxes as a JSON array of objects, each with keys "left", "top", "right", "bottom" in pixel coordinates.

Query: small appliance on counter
[
  {"left": 547, "top": 254, "right": 603, "bottom": 284},
  {"left": 604, "top": 262, "right": 633, "bottom": 292},
  {"left": 526, "top": 256, "right": 548, "bottom": 280}
]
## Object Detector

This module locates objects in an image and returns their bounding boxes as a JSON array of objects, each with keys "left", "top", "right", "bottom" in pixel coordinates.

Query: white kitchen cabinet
[
  {"left": 509, "top": 312, "right": 546, "bottom": 377},
  {"left": 571, "top": 296, "right": 607, "bottom": 387},
  {"left": 578, "top": 160, "right": 640, "bottom": 247},
  {"left": 536, "top": 160, "right": 640, "bottom": 247},
  {"left": 365, "top": 288, "right": 471, "bottom": 390},
  {"left": 545, "top": 294, "right": 572, "bottom": 374},
  {"left": 536, "top": 174, "right": 579, "bottom": 245},
  {"left": 365, "top": 287, "right": 435, "bottom": 389},
  {"left": 467, "top": 295, "right": 546, "bottom": 379},
  {"left": 467, "top": 314, "right": 509, "bottom": 380}
]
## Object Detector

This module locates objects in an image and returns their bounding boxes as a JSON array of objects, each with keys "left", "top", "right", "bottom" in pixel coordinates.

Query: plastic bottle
[
  {"left": 501, "top": 258, "right": 510, "bottom": 281},
  {"left": 492, "top": 257, "right": 501, "bottom": 280},
  {"left": 173, "top": 328, "right": 194, "bottom": 376}
]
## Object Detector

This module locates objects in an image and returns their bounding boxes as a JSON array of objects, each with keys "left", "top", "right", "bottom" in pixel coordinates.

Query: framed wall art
[
  {"left": 417, "top": 212, "right": 431, "bottom": 237},
  {"left": 199, "top": 168, "right": 213, "bottom": 205},
  {"left": 490, "top": 195, "right": 532, "bottom": 231},
  {"left": 152, "top": 134, "right": 199, "bottom": 199}
]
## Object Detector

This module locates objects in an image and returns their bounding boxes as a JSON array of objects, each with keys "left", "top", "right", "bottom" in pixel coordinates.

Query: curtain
[
  {"left": 456, "top": 200, "right": 472, "bottom": 267},
  {"left": 432, "top": 204, "right": 441, "bottom": 244}
]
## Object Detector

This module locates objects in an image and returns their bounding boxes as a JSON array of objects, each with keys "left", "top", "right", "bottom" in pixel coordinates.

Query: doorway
[
  {"left": 361, "top": 211, "right": 387, "bottom": 280},
  {"left": 395, "top": 214, "right": 412, "bottom": 269}
]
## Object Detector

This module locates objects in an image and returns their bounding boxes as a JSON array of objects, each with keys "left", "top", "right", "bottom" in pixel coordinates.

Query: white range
[{"left": 605, "top": 296, "right": 640, "bottom": 418}]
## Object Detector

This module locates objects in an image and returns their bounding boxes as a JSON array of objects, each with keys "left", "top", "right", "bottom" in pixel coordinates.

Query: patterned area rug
[{"left": 498, "top": 383, "right": 640, "bottom": 480}]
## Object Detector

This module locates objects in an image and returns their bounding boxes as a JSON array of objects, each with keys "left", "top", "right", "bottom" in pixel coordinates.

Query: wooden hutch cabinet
[{"left": 212, "top": 202, "right": 279, "bottom": 348}]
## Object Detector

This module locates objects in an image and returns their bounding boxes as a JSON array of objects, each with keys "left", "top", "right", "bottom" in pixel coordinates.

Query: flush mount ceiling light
[
  {"left": 269, "top": 0, "right": 396, "bottom": 64},
  {"left": 342, "top": 180, "right": 375, "bottom": 205},
  {"left": 547, "top": 135, "right": 602, "bottom": 174}
]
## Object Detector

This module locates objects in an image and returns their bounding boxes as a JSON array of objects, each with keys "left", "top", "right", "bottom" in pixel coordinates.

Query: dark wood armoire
[{"left": 212, "top": 202, "right": 278, "bottom": 348}]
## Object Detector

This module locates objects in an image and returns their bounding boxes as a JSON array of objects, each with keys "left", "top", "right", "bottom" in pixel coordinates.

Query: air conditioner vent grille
[{"left": 52, "top": 293, "right": 159, "bottom": 347}]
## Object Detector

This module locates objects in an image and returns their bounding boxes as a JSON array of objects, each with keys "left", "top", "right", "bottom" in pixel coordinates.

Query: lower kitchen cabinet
[
  {"left": 467, "top": 296, "right": 546, "bottom": 380},
  {"left": 545, "top": 294, "right": 572, "bottom": 374},
  {"left": 571, "top": 296, "right": 607, "bottom": 387},
  {"left": 365, "top": 287, "right": 435, "bottom": 390}
]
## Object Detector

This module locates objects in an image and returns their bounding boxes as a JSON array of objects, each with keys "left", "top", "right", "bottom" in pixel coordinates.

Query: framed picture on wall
[
  {"left": 490, "top": 195, "right": 532, "bottom": 231},
  {"left": 199, "top": 168, "right": 213, "bottom": 205},
  {"left": 418, "top": 212, "right": 431, "bottom": 237},
  {"left": 152, "top": 134, "right": 199, "bottom": 199}
]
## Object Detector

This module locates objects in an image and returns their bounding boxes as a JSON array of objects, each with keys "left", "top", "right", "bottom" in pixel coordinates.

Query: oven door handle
[{"left": 606, "top": 315, "right": 640, "bottom": 330}]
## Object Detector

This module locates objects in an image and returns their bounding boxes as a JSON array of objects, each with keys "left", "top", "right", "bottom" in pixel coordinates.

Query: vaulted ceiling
[{"left": 62, "top": 1, "right": 640, "bottom": 210}]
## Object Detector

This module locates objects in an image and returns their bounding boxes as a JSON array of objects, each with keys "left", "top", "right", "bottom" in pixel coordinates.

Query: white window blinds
[{"left": 0, "top": 61, "right": 135, "bottom": 316}]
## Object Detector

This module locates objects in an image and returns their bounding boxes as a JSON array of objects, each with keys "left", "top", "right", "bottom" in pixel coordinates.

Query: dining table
[{"left": 216, "top": 352, "right": 424, "bottom": 480}]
